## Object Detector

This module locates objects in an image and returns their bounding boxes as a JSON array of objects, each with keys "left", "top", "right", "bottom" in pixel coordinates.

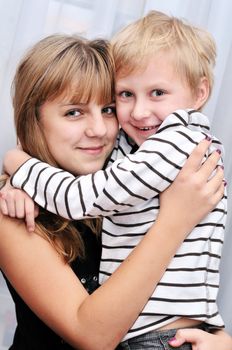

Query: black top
[{"left": 3, "top": 221, "right": 102, "bottom": 350}]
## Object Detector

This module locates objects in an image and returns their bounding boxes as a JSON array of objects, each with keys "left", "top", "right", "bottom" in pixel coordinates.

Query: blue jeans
[{"left": 119, "top": 324, "right": 209, "bottom": 350}]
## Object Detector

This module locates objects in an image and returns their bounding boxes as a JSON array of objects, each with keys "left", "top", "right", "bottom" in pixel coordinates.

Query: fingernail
[
  {"left": 205, "top": 135, "right": 211, "bottom": 141},
  {"left": 223, "top": 180, "right": 227, "bottom": 186},
  {"left": 216, "top": 149, "right": 221, "bottom": 154},
  {"left": 168, "top": 337, "right": 177, "bottom": 344}
]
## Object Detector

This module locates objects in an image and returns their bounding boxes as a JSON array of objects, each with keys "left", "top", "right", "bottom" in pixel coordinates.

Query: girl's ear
[{"left": 194, "top": 77, "right": 210, "bottom": 110}]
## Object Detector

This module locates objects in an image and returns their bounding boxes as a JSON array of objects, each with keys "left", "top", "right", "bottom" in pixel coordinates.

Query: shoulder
[
  {"left": 0, "top": 214, "right": 29, "bottom": 260},
  {"left": 0, "top": 211, "right": 25, "bottom": 232},
  {"left": 0, "top": 214, "right": 29, "bottom": 274},
  {"left": 0, "top": 214, "right": 53, "bottom": 263},
  {"left": 0, "top": 213, "right": 67, "bottom": 287},
  {"left": 0, "top": 214, "right": 55, "bottom": 254}
]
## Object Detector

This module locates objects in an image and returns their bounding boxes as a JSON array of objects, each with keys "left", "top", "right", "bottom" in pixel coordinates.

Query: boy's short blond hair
[{"left": 112, "top": 10, "right": 216, "bottom": 98}]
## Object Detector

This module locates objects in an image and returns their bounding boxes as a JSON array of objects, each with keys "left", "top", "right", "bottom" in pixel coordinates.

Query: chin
[
  {"left": 88, "top": 164, "right": 104, "bottom": 174},
  {"left": 79, "top": 163, "right": 105, "bottom": 175},
  {"left": 133, "top": 137, "right": 143, "bottom": 146}
]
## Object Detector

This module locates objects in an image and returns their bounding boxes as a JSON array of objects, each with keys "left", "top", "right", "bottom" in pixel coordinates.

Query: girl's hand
[
  {"left": 168, "top": 328, "right": 232, "bottom": 350},
  {"left": 159, "top": 138, "right": 225, "bottom": 235},
  {"left": 0, "top": 178, "right": 39, "bottom": 232}
]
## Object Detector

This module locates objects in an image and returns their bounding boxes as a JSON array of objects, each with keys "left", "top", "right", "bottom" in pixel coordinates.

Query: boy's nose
[{"left": 131, "top": 101, "right": 152, "bottom": 120}]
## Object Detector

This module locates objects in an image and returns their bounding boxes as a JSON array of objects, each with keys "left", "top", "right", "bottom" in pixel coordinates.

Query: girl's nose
[{"left": 85, "top": 113, "right": 107, "bottom": 138}]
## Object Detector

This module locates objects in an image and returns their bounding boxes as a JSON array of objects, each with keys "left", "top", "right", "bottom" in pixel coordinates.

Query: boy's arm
[
  {"left": 3, "top": 148, "right": 31, "bottom": 175},
  {"left": 6, "top": 110, "right": 223, "bottom": 220}
]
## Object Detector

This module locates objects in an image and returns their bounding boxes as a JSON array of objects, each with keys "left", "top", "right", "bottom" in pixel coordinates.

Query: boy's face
[{"left": 115, "top": 52, "right": 203, "bottom": 146}]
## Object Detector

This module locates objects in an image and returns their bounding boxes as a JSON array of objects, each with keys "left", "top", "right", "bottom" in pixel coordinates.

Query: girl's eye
[
  {"left": 65, "top": 109, "right": 81, "bottom": 118},
  {"left": 151, "top": 89, "right": 165, "bottom": 97},
  {"left": 119, "top": 91, "right": 133, "bottom": 98},
  {"left": 102, "top": 105, "right": 116, "bottom": 117}
]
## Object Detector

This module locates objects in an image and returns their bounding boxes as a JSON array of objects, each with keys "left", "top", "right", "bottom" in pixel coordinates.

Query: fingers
[
  {"left": 0, "top": 196, "right": 9, "bottom": 216},
  {"left": 34, "top": 204, "right": 39, "bottom": 218},
  {"left": 198, "top": 149, "right": 222, "bottom": 180},
  {"left": 25, "top": 199, "right": 36, "bottom": 232},
  {"left": 168, "top": 328, "right": 205, "bottom": 347},
  {"left": 201, "top": 164, "right": 225, "bottom": 211},
  {"left": 0, "top": 191, "right": 16, "bottom": 217},
  {"left": 181, "top": 140, "right": 224, "bottom": 195},
  {"left": 15, "top": 195, "right": 27, "bottom": 218},
  {"left": 169, "top": 328, "right": 232, "bottom": 350},
  {"left": 206, "top": 166, "right": 225, "bottom": 195},
  {"left": 182, "top": 138, "right": 212, "bottom": 173},
  {"left": 0, "top": 189, "right": 37, "bottom": 232},
  {"left": 210, "top": 182, "right": 226, "bottom": 210}
]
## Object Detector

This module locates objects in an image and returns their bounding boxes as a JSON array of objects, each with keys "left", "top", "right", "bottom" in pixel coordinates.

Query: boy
[{"left": 2, "top": 11, "right": 227, "bottom": 348}]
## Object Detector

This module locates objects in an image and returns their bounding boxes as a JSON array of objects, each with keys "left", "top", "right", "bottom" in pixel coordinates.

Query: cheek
[
  {"left": 116, "top": 104, "right": 130, "bottom": 126},
  {"left": 46, "top": 129, "right": 67, "bottom": 149},
  {"left": 54, "top": 123, "right": 81, "bottom": 142},
  {"left": 44, "top": 126, "right": 78, "bottom": 159},
  {"left": 108, "top": 119, "right": 119, "bottom": 142},
  {"left": 156, "top": 103, "right": 179, "bottom": 120}
]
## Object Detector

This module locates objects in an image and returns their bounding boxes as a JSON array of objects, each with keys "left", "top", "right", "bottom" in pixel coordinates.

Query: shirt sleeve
[{"left": 11, "top": 111, "right": 216, "bottom": 220}]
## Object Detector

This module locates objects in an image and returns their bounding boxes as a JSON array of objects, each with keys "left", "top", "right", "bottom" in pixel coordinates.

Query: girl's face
[{"left": 39, "top": 95, "right": 119, "bottom": 175}]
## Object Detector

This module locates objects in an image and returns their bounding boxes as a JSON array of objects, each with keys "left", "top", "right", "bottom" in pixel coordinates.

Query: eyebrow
[
  {"left": 115, "top": 84, "right": 129, "bottom": 90},
  {"left": 59, "top": 102, "right": 86, "bottom": 107}
]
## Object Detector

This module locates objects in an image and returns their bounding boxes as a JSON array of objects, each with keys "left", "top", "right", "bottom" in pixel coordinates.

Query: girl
[{"left": 0, "top": 34, "right": 228, "bottom": 349}]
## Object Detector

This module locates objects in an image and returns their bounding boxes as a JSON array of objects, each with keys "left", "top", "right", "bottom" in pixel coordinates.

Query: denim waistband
[{"left": 119, "top": 323, "right": 211, "bottom": 350}]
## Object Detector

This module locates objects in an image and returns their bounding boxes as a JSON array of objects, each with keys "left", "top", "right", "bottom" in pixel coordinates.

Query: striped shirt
[{"left": 11, "top": 109, "right": 227, "bottom": 340}]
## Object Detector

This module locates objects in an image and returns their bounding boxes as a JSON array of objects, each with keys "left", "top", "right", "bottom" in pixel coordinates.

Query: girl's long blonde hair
[{"left": 11, "top": 34, "right": 115, "bottom": 262}]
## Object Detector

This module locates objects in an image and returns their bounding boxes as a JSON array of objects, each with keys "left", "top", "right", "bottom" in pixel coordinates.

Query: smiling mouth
[
  {"left": 78, "top": 144, "right": 104, "bottom": 150},
  {"left": 84, "top": 146, "right": 104, "bottom": 150},
  {"left": 78, "top": 145, "right": 105, "bottom": 155},
  {"left": 134, "top": 125, "right": 161, "bottom": 132},
  {"left": 138, "top": 126, "right": 155, "bottom": 131}
]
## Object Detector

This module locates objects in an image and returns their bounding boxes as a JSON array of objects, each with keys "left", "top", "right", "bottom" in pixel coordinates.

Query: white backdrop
[{"left": 0, "top": 0, "right": 231, "bottom": 347}]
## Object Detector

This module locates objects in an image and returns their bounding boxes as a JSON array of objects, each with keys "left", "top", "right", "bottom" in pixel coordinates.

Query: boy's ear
[{"left": 194, "top": 77, "right": 210, "bottom": 109}]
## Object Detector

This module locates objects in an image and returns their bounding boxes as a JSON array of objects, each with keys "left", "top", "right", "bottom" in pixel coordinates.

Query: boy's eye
[
  {"left": 102, "top": 105, "right": 116, "bottom": 116},
  {"left": 119, "top": 91, "right": 133, "bottom": 98},
  {"left": 65, "top": 109, "right": 81, "bottom": 118},
  {"left": 151, "top": 89, "right": 165, "bottom": 97}
]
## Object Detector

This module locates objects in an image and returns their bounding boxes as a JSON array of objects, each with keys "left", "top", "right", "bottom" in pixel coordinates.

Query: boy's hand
[
  {"left": 3, "top": 148, "right": 31, "bottom": 176},
  {"left": 0, "top": 178, "right": 39, "bottom": 232}
]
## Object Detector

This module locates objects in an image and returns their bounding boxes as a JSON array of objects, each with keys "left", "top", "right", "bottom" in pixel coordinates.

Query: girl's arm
[
  {"left": 168, "top": 328, "right": 232, "bottom": 350},
  {"left": 0, "top": 140, "right": 224, "bottom": 350}
]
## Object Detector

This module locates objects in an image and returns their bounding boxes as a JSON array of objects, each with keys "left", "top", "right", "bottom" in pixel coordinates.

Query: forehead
[
  {"left": 116, "top": 50, "right": 189, "bottom": 89},
  {"left": 116, "top": 50, "right": 177, "bottom": 78},
  {"left": 40, "top": 55, "right": 115, "bottom": 106},
  {"left": 116, "top": 52, "right": 180, "bottom": 85},
  {"left": 49, "top": 78, "right": 114, "bottom": 106}
]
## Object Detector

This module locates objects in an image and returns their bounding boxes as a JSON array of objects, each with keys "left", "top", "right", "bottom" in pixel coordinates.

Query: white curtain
[{"left": 0, "top": 0, "right": 231, "bottom": 346}]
